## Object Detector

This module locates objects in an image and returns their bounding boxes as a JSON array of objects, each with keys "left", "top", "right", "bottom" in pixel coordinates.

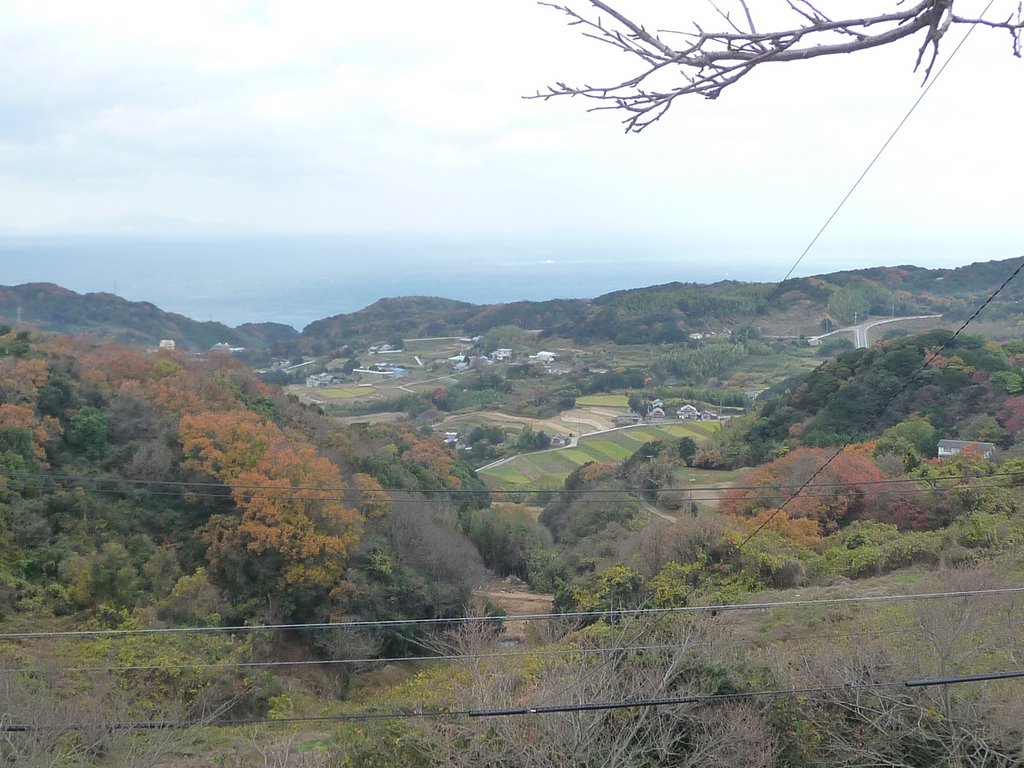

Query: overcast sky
[{"left": 1, "top": 0, "right": 1021, "bottom": 274}]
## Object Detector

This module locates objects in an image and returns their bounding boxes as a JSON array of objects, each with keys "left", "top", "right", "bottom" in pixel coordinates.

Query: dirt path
[
  {"left": 474, "top": 581, "right": 554, "bottom": 644},
  {"left": 438, "top": 407, "right": 618, "bottom": 438},
  {"left": 439, "top": 410, "right": 570, "bottom": 437}
]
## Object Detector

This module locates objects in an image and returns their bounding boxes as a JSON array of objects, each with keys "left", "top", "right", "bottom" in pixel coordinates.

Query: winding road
[{"left": 809, "top": 314, "right": 942, "bottom": 349}]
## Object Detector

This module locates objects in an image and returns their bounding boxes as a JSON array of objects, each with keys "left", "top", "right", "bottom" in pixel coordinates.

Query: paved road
[{"left": 809, "top": 314, "right": 942, "bottom": 349}]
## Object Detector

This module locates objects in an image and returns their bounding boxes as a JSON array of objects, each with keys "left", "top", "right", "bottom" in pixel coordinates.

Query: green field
[
  {"left": 576, "top": 394, "right": 629, "bottom": 408},
  {"left": 480, "top": 421, "right": 719, "bottom": 489},
  {"left": 671, "top": 465, "right": 750, "bottom": 485},
  {"left": 320, "top": 387, "right": 374, "bottom": 398}
]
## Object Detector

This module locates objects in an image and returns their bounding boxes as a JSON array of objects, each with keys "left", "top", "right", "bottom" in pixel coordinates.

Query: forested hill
[
  {"left": 4, "top": 256, "right": 1022, "bottom": 351},
  {"left": 301, "top": 295, "right": 591, "bottom": 344},
  {"left": 301, "top": 257, "right": 1024, "bottom": 347},
  {"left": 0, "top": 283, "right": 299, "bottom": 350},
  {"left": 706, "top": 329, "right": 1024, "bottom": 468}
]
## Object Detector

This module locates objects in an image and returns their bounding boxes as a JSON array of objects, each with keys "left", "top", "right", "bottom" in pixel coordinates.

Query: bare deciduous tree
[
  {"left": 419, "top": 615, "right": 778, "bottom": 767},
  {"left": 0, "top": 666, "right": 211, "bottom": 768},
  {"left": 780, "top": 568, "right": 1024, "bottom": 767},
  {"left": 535, "top": 0, "right": 1024, "bottom": 131}
]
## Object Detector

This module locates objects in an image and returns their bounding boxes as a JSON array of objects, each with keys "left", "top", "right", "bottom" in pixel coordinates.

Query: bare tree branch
[{"left": 532, "top": 0, "right": 1024, "bottom": 131}]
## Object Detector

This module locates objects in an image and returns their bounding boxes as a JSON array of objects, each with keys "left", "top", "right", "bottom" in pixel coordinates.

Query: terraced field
[
  {"left": 575, "top": 394, "right": 629, "bottom": 408},
  {"left": 479, "top": 421, "right": 719, "bottom": 489}
]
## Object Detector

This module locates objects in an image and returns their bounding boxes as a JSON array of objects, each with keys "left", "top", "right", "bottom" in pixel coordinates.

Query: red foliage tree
[
  {"left": 999, "top": 396, "right": 1024, "bottom": 436},
  {"left": 721, "top": 447, "right": 887, "bottom": 534}
]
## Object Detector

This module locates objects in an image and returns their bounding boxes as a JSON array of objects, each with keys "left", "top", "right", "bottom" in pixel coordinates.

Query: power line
[
  {"left": 11, "top": 616, "right": 1024, "bottom": 676},
  {"left": 5, "top": 468, "right": 1022, "bottom": 497},
  {"left": 771, "top": 0, "right": 997, "bottom": 287},
  {"left": 711, "top": 1, "right": 1017, "bottom": 574},
  {"left": 3, "top": 668, "right": 1021, "bottom": 731},
  {"left": 0, "top": 642, "right": 690, "bottom": 675},
  {"left": 0, "top": 481, "right": 1013, "bottom": 511},
  {"left": 905, "top": 669, "right": 1024, "bottom": 688},
  {"left": 734, "top": 253, "right": 1024, "bottom": 554},
  {"left": 2, "top": 586, "right": 1021, "bottom": 641}
]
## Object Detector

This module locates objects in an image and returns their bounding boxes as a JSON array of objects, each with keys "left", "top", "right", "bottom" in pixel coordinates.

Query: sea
[
  {"left": 0, "top": 233, "right": 978, "bottom": 331},
  {"left": 0, "top": 234, "right": 783, "bottom": 331}
]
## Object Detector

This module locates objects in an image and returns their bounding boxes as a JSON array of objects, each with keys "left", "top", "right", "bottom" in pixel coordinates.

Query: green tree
[
  {"left": 67, "top": 406, "right": 108, "bottom": 460},
  {"left": 873, "top": 415, "right": 939, "bottom": 460},
  {"left": 676, "top": 436, "right": 698, "bottom": 466},
  {"left": 627, "top": 393, "right": 646, "bottom": 417},
  {"left": 62, "top": 542, "right": 140, "bottom": 608},
  {"left": 567, "top": 563, "right": 645, "bottom": 613},
  {"left": 482, "top": 325, "right": 528, "bottom": 353},
  {"left": 991, "top": 370, "right": 1023, "bottom": 394}
]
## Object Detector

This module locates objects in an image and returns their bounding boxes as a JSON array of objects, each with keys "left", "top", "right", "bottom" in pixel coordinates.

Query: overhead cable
[{"left": 2, "top": 586, "right": 1021, "bottom": 641}]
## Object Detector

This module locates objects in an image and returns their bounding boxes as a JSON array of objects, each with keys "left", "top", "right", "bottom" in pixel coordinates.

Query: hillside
[
  {"left": 300, "top": 257, "right": 1024, "bottom": 348},
  {"left": 4, "top": 257, "right": 1023, "bottom": 355},
  {"left": 0, "top": 282, "right": 299, "bottom": 351},
  {"left": 3, "top": 323, "right": 1024, "bottom": 764},
  {"left": 705, "top": 329, "right": 1024, "bottom": 468}
]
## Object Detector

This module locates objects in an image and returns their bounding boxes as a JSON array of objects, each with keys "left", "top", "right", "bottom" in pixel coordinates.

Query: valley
[{"left": 2, "top": 258, "right": 1024, "bottom": 765}]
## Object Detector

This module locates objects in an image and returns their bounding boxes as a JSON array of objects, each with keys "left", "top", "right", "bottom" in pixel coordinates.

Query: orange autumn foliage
[
  {"left": 0, "top": 358, "right": 49, "bottom": 407},
  {"left": 202, "top": 440, "right": 363, "bottom": 597},
  {"left": 580, "top": 461, "right": 618, "bottom": 483},
  {"left": 0, "top": 403, "right": 62, "bottom": 464},
  {"left": 352, "top": 472, "right": 393, "bottom": 519},
  {"left": 179, "top": 410, "right": 282, "bottom": 482},
  {"left": 733, "top": 509, "right": 823, "bottom": 549},
  {"left": 72, "top": 342, "right": 238, "bottom": 417},
  {"left": 396, "top": 427, "right": 459, "bottom": 481},
  {"left": 847, "top": 440, "right": 877, "bottom": 458}
]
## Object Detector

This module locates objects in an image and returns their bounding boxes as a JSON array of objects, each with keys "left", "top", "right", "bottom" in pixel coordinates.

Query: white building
[
  {"left": 677, "top": 405, "right": 700, "bottom": 420},
  {"left": 937, "top": 439, "right": 995, "bottom": 460}
]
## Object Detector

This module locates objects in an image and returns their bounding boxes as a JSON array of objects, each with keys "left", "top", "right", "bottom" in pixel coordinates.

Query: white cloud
[{"left": 0, "top": 0, "right": 1019, "bottom": 266}]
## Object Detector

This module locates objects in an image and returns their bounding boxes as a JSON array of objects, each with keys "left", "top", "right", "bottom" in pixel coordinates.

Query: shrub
[{"left": 880, "top": 531, "right": 941, "bottom": 569}]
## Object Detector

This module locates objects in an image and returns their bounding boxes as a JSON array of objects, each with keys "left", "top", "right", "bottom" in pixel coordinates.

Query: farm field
[
  {"left": 319, "top": 386, "right": 371, "bottom": 398},
  {"left": 480, "top": 421, "right": 719, "bottom": 489},
  {"left": 575, "top": 394, "right": 629, "bottom": 408}
]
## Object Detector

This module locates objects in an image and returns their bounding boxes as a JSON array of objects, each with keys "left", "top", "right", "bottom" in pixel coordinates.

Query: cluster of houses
[
  {"left": 446, "top": 348, "right": 559, "bottom": 372},
  {"left": 151, "top": 338, "right": 252, "bottom": 359},
  {"left": 305, "top": 372, "right": 341, "bottom": 389},
  {"left": 210, "top": 342, "right": 246, "bottom": 354},
  {"left": 306, "top": 361, "right": 408, "bottom": 387},
  {"left": 675, "top": 403, "right": 720, "bottom": 421},
  {"left": 353, "top": 361, "right": 406, "bottom": 377},
  {"left": 614, "top": 400, "right": 720, "bottom": 426}
]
